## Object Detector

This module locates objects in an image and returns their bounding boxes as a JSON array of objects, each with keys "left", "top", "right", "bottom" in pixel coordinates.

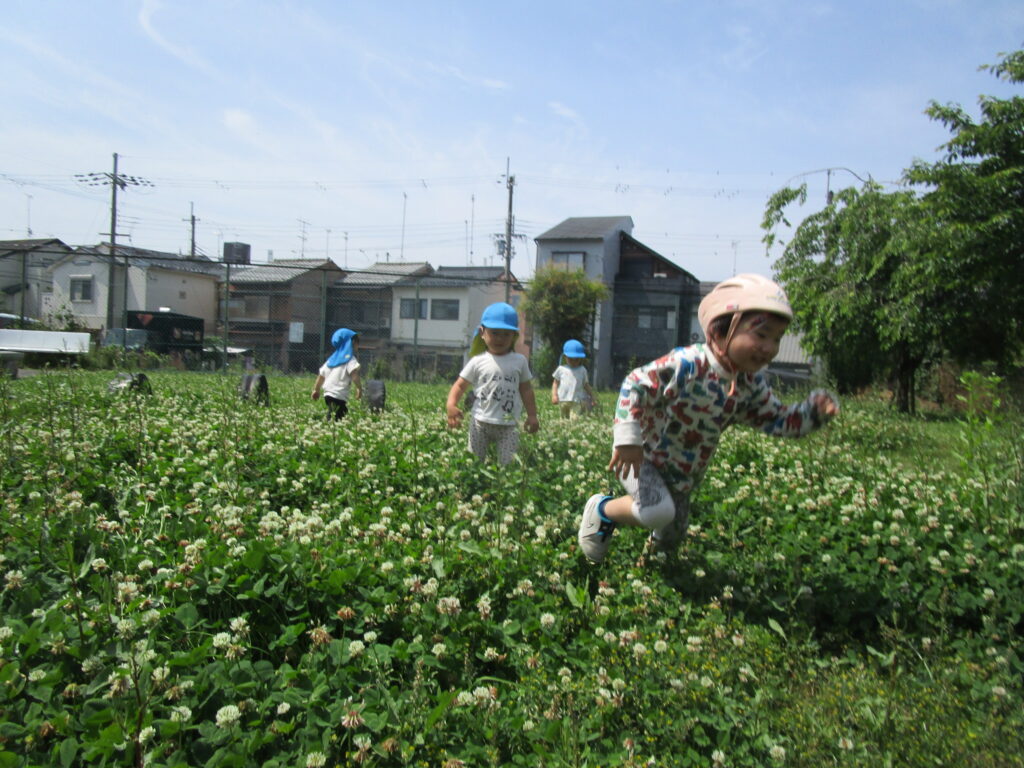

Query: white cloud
[
  {"left": 548, "top": 101, "right": 580, "bottom": 121},
  {"left": 137, "top": 0, "right": 225, "bottom": 83}
]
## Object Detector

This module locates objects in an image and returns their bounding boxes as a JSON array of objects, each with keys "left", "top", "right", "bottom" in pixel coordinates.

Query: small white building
[
  {"left": 0, "top": 239, "right": 74, "bottom": 321},
  {"left": 48, "top": 244, "right": 222, "bottom": 332}
]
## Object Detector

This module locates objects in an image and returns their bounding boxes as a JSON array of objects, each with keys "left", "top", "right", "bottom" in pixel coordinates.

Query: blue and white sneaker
[{"left": 578, "top": 494, "right": 616, "bottom": 563}]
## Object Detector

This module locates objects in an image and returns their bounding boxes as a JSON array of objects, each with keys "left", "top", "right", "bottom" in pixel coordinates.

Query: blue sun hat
[
  {"left": 470, "top": 302, "right": 520, "bottom": 357},
  {"left": 562, "top": 339, "right": 586, "bottom": 359},
  {"left": 326, "top": 327, "right": 358, "bottom": 367}
]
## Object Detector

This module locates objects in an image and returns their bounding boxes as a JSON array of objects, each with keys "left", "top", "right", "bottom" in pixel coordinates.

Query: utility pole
[
  {"left": 504, "top": 158, "right": 515, "bottom": 302},
  {"left": 76, "top": 153, "right": 154, "bottom": 337},
  {"left": 400, "top": 192, "right": 407, "bottom": 261},
  {"left": 183, "top": 202, "right": 199, "bottom": 258},
  {"left": 298, "top": 218, "right": 309, "bottom": 257}
]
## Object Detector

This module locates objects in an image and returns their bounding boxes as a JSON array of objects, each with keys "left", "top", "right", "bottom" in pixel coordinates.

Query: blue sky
[{"left": 1, "top": 0, "right": 1021, "bottom": 280}]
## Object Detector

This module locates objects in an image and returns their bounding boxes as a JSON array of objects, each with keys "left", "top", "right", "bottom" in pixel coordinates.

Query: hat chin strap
[{"left": 709, "top": 313, "right": 744, "bottom": 396}]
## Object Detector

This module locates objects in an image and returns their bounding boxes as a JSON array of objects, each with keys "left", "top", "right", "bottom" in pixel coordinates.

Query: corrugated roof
[
  {"left": 535, "top": 216, "right": 633, "bottom": 241},
  {"left": 74, "top": 244, "right": 221, "bottom": 277},
  {"left": 338, "top": 262, "right": 432, "bottom": 286},
  {"left": 228, "top": 260, "right": 335, "bottom": 284},
  {"left": 397, "top": 265, "right": 512, "bottom": 289}
]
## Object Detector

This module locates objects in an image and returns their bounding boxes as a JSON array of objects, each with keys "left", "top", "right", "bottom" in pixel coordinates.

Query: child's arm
[
  {"left": 520, "top": 381, "right": 539, "bottom": 433},
  {"left": 446, "top": 377, "right": 471, "bottom": 428},
  {"left": 742, "top": 382, "right": 840, "bottom": 437},
  {"left": 551, "top": 378, "right": 559, "bottom": 405},
  {"left": 311, "top": 374, "right": 325, "bottom": 400}
]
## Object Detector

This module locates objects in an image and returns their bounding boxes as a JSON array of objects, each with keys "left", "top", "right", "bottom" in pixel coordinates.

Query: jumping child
[
  {"left": 446, "top": 302, "right": 540, "bottom": 465},
  {"left": 577, "top": 273, "right": 839, "bottom": 562},
  {"left": 551, "top": 339, "right": 595, "bottom": 419},
  {"left": 311, "top": 327, "right": 363, "bottom": 421}
]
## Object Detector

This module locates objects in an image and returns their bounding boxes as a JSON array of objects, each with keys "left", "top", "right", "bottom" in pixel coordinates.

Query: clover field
[{"left": 0, "top": 370, "right": 1021, "bottom": 768}]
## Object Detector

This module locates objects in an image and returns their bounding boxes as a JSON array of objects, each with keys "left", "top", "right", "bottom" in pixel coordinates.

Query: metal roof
[
  {"left": 396, "top": 265, "right": 513, "bottom": 289},
  {"left": 337, "top": 262, "right": 432, "bottom": 287},
  {"left": 73, "top": 244, "right": 221, "bottom": 277},
  {"left": 228, "top": 260, "right": 335, "bottom": 284},
  {"left": 535, "top": 216, "right": 633, "bottom": 241}
]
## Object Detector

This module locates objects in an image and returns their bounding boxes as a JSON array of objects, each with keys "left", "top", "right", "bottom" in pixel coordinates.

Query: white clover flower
[
  {"left": 305, "top": 752, "right": 327, "bottom": 768},
  {"left": 229, "top": 617, "right": 249, "bottom": 636},
  {"left": 653, "top": 640, "right": 668, "bottom": 654},
  {"left": 4, "top": 570, "right": 25, "bottom": 590},
  {"left": 838, "top": 737, "right": 854, "bottom": 750},
  {"left": 28, "top": 669, "right": 46, "bottom": 682},
  {"left": 0, "top": 626, "right": 12, "bottom": 642},
  {"left": 437, "top": 596, "right": 461, "bottom": 615},
  {"left": 712, "top": 749, "right": 726, "bottom": 766},
  {"left": 769, "top": 745, "right": 786, "bottom": 761},
  {"left": 215, "top": 705, "right": 241, "bottom": 728},
  {"left": 348, "top": 640, "right": 365, "bottom": 657},
  {"left": 456, "top": 691, "right": 475, "bottom": 706},
  {"left": 138, "top": 726, "right": 155, "bottom": 743},
  {"left": 90, "top": 559, "right": 108, "bottom": 572},
  {"left": 212, "top": 632, "right": 232, "bottom": 649},
  {"left": 276, "top": 702, "right": 291, "bottom": 715},
  {"left": 540, "top": 613, "right": 556, "bottom": 629},
  {"left": 432, "top": 643, "right": 446, "bottom": 658},
  {"left": 633, "top": 642, "right": 647, "bottom": 658}
]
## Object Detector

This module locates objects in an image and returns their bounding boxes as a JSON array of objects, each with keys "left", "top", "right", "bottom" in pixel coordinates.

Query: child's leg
[
  {"left": 605, "top": 462, "right": 677, "bottom": 530},
  {"left": 650, "top": 491, "right": 690, "bottom": 553},
  {"left": 494, "top": 425, "right": 520, "bottom": 466},
  {"left": 467, "top": 417, "right": 489, "bottom": 461}
]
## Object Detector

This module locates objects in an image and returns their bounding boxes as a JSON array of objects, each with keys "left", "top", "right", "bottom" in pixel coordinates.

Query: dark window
[
  {"left": 70, "top": 277, "right": 93, "bottom": 302},
  {"left": 618, "top": 306, "right": 675, "bottom": 330},
  {"left": 400, "top": 298, "right": 427, "bottom": 319},
  {"left": 551, "top": 251, "right": 585, "bottom": 271},
  {"left": 430, "top": 299, "right": 459, "bottom": 320}
]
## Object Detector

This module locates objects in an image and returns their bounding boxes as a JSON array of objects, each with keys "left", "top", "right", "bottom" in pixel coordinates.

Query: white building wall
[
  {"left": 143, "top": 268, "right": 218, "bottom": 330},
  {"left": 50, "top": 256, "right": 109, "bottom": 330},
  {"left": 391, "top": 286, "right": 471, "bottom": 347}
]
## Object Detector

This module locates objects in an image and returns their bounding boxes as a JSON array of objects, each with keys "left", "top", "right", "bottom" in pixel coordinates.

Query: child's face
[
  {"left": 481, "top": 327, "right": 516, "bottom": 355},
  {"left": 567, "top": 357, "right": 584, "bottom": 367},
  {"left": 724, "top": 313, "right": 789, "bottom": 374}
]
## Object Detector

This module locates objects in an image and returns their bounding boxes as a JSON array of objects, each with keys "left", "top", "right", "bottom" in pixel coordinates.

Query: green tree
[
  {"left": 521, "top": 267, "right": 607, "bottom": 379},
  {"left": 762, "top": 183, "right": 938, "bottom": 413},
  {"left": 905, "top": 48, "right": 1024, "bottom": 367}
]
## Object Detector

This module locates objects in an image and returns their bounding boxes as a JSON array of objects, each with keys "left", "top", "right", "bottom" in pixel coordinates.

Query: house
[
  {"left": 534, "top": 217, "right": 700, "bottom": 387},
  {"left": 224, "top": 259, "right": 344, "bottom": 372},
  {"left": 49, "top": 243, "right": 222, "bottom": 332},
  {"left": 329, "top": 262, "right": 432, "bottom": 375},
  {"left": 0, "top": 238, "right": 74, "bottom": 322},
  {"left": 389, "top": 266, "right": 526, "bottom": 379}
]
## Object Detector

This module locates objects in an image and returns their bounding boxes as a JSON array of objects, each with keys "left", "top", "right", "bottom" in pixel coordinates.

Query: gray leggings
[
  {"left": 468, "top": 418, "right": 520, "bottom": 465},
  {"left": 620, "top": 461, "right": 691, "bottom": 550}
]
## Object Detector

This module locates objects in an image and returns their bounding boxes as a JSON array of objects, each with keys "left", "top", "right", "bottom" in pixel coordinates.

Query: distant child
[
  {"left": 551, "top": 339, "right": 595, "bottom": 419},
  {"left": 446, "top": 302, "right": 540, "bottom": 465},
  {"left": 577, "top": 274, "right": 840, "bottom": 562},
  {"left": 311, "top": 327, "right": 363, "bottom": 421}
]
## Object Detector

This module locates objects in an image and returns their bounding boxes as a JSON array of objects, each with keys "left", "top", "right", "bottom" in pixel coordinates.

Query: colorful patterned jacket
[{"left": 613, "top": 344, "right": 838, "bottom": 495}]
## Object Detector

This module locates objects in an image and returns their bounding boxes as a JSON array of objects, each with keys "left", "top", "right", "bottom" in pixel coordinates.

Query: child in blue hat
[
  {"left": 311, "top": 328, "right": 362, "bottom": 420},
  {"left": 551, "top": 339, "right": 595, "bottom": 420},
  {"left": 446, "top": 302, "right": 539, "bottom": 465}
]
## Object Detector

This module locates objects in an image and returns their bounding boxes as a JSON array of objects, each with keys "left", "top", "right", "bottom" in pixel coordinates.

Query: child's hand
[
  {"left": 523, "top": 414, "right": 539, "bottom": 434},
  {"left": 551, "top": 395, "right": 559, "bottom": 405},
  {"left": 813, "top": 393, "right": 839, "bottom": 419},
  {"left": 608, "top": 445, "right": 643, "bottom": 480},
  {"left": 446, "top": 406, "right": 464, "bottom": 429},
  {"left": 311, "top": 389, "right": 320, "bottom": 400}
]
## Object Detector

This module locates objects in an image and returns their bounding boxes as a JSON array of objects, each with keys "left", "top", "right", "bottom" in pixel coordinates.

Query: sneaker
[{"left": 578, "top": 494, "right": 616, "bottom": 563}]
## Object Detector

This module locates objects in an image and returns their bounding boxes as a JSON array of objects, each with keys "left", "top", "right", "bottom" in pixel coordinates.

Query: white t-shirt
[
  {"left": 458, "top": 352, "right": 533, "bottom": 425},
  {"left": 552, "top": 364, "right": 589, "bottom": 403},
  {"left": 318, "top": 358, "right": 360, "bottom": 400}
]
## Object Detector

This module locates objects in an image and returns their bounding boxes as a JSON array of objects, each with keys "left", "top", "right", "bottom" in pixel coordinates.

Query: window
[
  {"left": 551, "top": 251, "right": 585, "bottom": 271},
  {"left": 70, "top": 277, "right": 93, "bottom": 302},
  {"left": 619, "top": 306, "right": 675, "bottom": 330},
  {"left": 430, "top": 299, "right": 459, "bottom": 320},
  {"left": 400, "top": 298, "right": 427, "bottom": 319}
]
